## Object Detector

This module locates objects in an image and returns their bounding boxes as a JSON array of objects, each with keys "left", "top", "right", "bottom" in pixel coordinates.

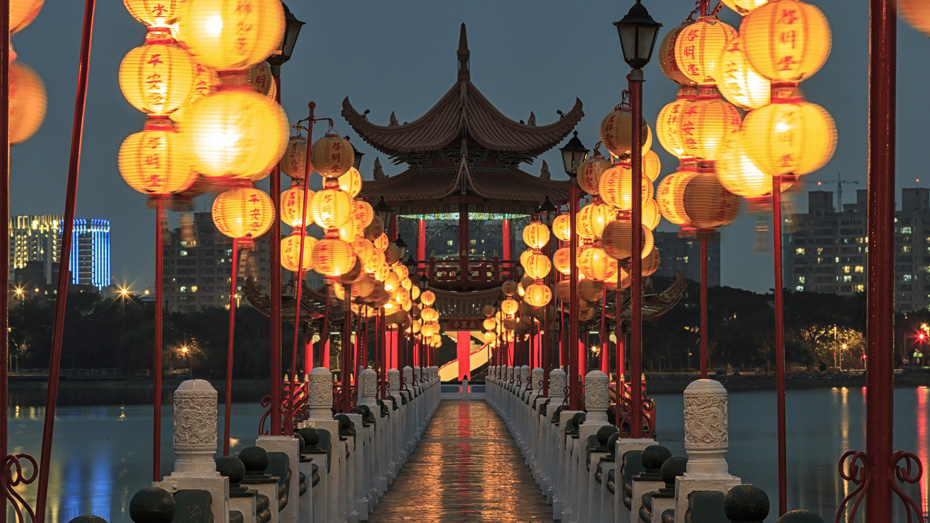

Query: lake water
[{"left": 6, "top": 387, "right": 928, "bottom": 522}]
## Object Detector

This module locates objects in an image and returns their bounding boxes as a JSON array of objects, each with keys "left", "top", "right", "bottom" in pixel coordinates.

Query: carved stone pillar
[
  {"left": 531, "top": 368, "right": 544, "bottom": 393},
  {"left": 172, "top": 379, "right": 219, "bottom": 475},
  {"left": 584, "top": 370, "right": 609, "bottom": 423},
  {"left": 308, "top": 366, "right": 334, "bottom": 421},
  {"left": 521, "top": 365, "right": 531, "bottom": 392},
  {"left": 359, "top": 369, "right": 378, "bottom": 406},
  {"left": 387, "top": 369, "right": 401, "bottom": 395},
  {"left": 403, "top": 366, "right": 413, "bottom": 393}
]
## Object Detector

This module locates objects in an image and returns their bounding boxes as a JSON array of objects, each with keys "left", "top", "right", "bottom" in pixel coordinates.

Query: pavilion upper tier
[{"left": 342, "top": 24, "right": 583, "bottom": 215}]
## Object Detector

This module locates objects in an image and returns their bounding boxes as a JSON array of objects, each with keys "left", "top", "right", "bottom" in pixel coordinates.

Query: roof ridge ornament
[{"left": 457, "top": 23, "right": 470, "bottom": 81}]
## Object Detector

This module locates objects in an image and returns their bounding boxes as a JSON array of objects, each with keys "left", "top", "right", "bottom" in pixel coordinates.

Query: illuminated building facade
[
  {"left": 9, "top": 214, "right": 62, "bottom": 284},
  {"left": 9, "top": 215, "right": 111, "bottom": 290},
  {"left": 651, "top": 231, "right": 721, "bottom": 287}
]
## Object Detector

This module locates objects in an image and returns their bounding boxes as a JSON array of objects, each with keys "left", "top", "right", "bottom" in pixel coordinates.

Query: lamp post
[
  {"left": 614, "top": 0, "right": 660, "bottom": 439},
  {"left": 559, "top": 131, "right": 586, "bottom": 410},
  {"left": 537, "top": 197, "right": 558, "bottom": 397},
  {"left": 266, "top": 1, "right": 304, "bottom": 436},
  {"left": 373, "top": 197, "right": 395, "bottom": 394}
]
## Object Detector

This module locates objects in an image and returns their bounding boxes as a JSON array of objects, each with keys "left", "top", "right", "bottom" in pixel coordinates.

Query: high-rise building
[
  {"left": 652, "top": 231, "right": 721, "bottom": 286},
  {"left": 9, "top": 215, "right": 111, "bottom": 289},
  {"left": 163, "top": 212, "right": 272, "bottom": 312},
  {"left": 786, "top": 188, "right": 930, "bottom": 311}
]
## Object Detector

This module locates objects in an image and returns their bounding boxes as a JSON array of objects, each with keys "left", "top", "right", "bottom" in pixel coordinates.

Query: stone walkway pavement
[{"left": 368, "top": 400, "right": 554, "bottom": 522}]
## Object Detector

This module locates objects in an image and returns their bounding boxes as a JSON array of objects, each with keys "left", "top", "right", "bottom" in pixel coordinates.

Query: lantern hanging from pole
[
  {"left": 484, "top": 331, "right": 497, "bottom": 344},
  {"left": 310, "top": 133, "right": 355, "bottom": 179},
  {"left": 577, "top": 201, "right": 615, "bottom": 239},
  {"left": 677, "top": 97, "right": 742, "bottom": 161},
  {"left": 601, "top": 220, "right": 655, "bottom": 260},
  {"left": 338, "top": 167, "right": 363, "bottom": 197},
  {"left": 721, "top": 0, "right": 769, "bottom": 15},
  {"left": 715, "top": 37, "right": 770, "bottom": 110},
  {"left": 501, "top": 298, "right": 519, "bottom": 316},
  {"left": 600, "top": 106, "right": 652, "bottom": 158},
  {"left": 10, "top": 0, "right": 44, "bottom": 34},
  {"left": 741, "top": 99, "right": 837, "bottom": 176},
  {"left": 579, "top": 246, "right": 618, "bottom": 282},
  {"left": 421, "top": 290, "right": 436, "bottom": 307},
  {"left": 374, "top": 233, "right": 389, "bottom": 252},
  {"left": 281, "top": 136, "right": 308, "bottom": 179},
  {"left": 642, "top": 150, "right": 662, "bottom": 182},
  {"left": 168, "top": 59, "right": 218, "bottom": 125},
  {"left": 552, "top": 214, "right": 572, "bottom": 242},
  {"left": 248, "top": 62, "right": 276, "bottom": 99},
  {"left": 123, "top": 0, "right": 181, "bottom": 29},
  {"left": 674, "top": 18, "right": 738, "bottom": 86},
  {"left": 716, "top": 134, "right": 790, "bottom": 199},
  {"left": 119, "top": 40, "right": 195, "bottom": 116},
  {"left": 483, "top": 305, "right": 495, "bottom": 318},
  {"left": 363, "top": 249, "right": 385, "bottom": 273},
  {"left": 212, "top": 187, "right": 275, "bottom": 239},
  {"left": 899, "top": 0, "right": 930, "bottom": 36},
  {"left": 524, "top": 283, "right": 552, "bottom": 307},
  {"left": 522, "top": 253, "right": 552, "bottom": 280},
  {"left": 682, "top": 172, "right": 742, "bottom": 230},
  {"left": 338, "top": 217, "right": 361, "bottom": 242},
  {"left": 483, "top": 317, "right": 497, "bottom": 331},
  {"left": 740, "top": 0, "right": 831, "bottom": 84},
  {"left": 598, "top": 165, "right": 654, "bottom": 211},
  {"left": 577, "top": 155, "right": 612, "bottom": 195},
  {"left": 353, "top": 200, "right": 374, "bottom": 228},
  {"left": 281, "top": 233, "right": 315, "bottom": 272},
  {"left": 280, "top": 186, "right": 313, "bottom": 228},
  {"left": 8, "top": 61, "right": 46, "bottom": 145},
  {"left": 553, "top": 246, "right": 571, "bottom": 276},
  {"left": 658, "top": 22, "right": 698, "bottom": 86},
  {"left": 420, "top": 307, "right": 439, "bottom": 323},
  {"left": 118, "top": 119, "right": 196, "bottom": 195},
  {"left": 352, "top": 238, "right": 376, "bottom": 265},
  {"left": 522, "top": 222, "right": 550, "bottom": 249},
  {"left": 656, "top": 170, "right": 697, "bottom": 226},
  {"left": 311, "top": 238, "right": 356, "bottom": 277},
  {"left": 310, "top": 188, "right": 353, "bottom": 229},
  {"left": 656, "top": 95, "right": 691, "bottom": 159},
  {"left": 643, "top": 199, "right": 662, "bottom": 230},
  {"left": 180, "top": 0, "right": 284, "bottom": 71},
  {"left": 642, "top": 246, "right": 661, "bottom": 277},
  {"left": 183, "top": 88, "right": 288, "bottom": 178}
]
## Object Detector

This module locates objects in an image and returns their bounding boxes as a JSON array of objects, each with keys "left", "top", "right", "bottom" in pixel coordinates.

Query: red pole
[
  {"left": 343, "top": 284, "right": 353, "bottom": 412},
  {"left": 418, "top": 219, "right": 426, "bottom": 261},
  {"left": 0, "top": 3, "right": 9, "bottom": 519},
  {"left": 290, "top": 101, "right": 316, "bottom": 399},
  {"left": 601, "top": 290, "right": 609, "bottom": 374},
  {"left": 772, "top": 178, "right": 787, "bottom": 514},
  {"left": 569, "top": 182, "right": 580, "bottom": 410},
  {"left": 224, "top": 238, "right": 239, "bottom": 455},
  {"left": 35, "top": 1, "right": 96, "bottom": 518},
  {"left": 866, "top": 0, "right": 896, "bottom": 518},
  {"left": 629, "top": 73, "right": 644, "bottom": 439},
  {"left": 153, "top": 201, "right": 165, "bottom": 473},
  {"left": 700, "top": 234, "right": 708, "bottom": 379},
  {"left": 269, "top": 73, "right": 283, "bottom": 436},
  {"left": 502, "top": 218, "right": 511, "bottom": 261},
  {"left": 615, "top": 258, "right": 624, "bottom": 427}
]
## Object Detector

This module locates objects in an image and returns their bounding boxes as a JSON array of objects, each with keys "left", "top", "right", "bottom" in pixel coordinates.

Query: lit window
[
  {"left": 843, "top": 275, "right": 852, "bottom": 282},
  {"left": 795, "top": 248, "right": 805, "bottom": 255},
  {"left": 843, "top": 266, "right": 850, "bottom": 273},
  {"left": 180, "top": 286, "right": 187, "bottom": 293},
  {"left": 446, "top": 240, "right": 453, "bottom": 246},
  {"left": 902, "top": 227, "right": 913, "bottom": 234},
  {"left": 816, "top": 248, "right": 824, "bottom": 255},
  {"left": 191, "top": 286, "right": 198, "bottom": 292},
  {"left": 798, "top": 276, "right": 806, "bottom": 284},
  {"left": 796, "top": 285, "right": 804, "bottom": 292},
  {"left": 854, "top": 284, "right": 865, "bottom": 292},
  {"left": 470, "top": 239, "right": 476, "bottom": 245},
  {"left": 683, "top": 256, "right": 689, "bottom": 263},
  {"left": 855, "top": 266, "right": 864, "bottom": 273},
  {"left": 902, "top": 245, "right": 912, "bottom": 253},
  {"left": 904, "top": 274, "right": 913, "bottom": 282},
  {"left": 180, "top": 250, "right": 188, "bottom": 256}
]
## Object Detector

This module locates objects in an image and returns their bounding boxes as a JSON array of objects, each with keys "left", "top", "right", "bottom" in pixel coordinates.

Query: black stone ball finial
[
  {"left": 660, "top": 456, "right": 688, "bottom": 486},
  {"left": 239, "top": 445, "right": 269, "bottom": 475},
  {"left": 68, "top": 517, "right": 109, "bottom": 523},
  {"left": 596, "top": 425, "right": 619, "bottom": 445},
  {"left": 641, "top": 445, "right": 672, "bottom": 472},
  {"left": 777, "top": 510, "right": 825, "bottom": 523},
  {"left": 299, "top": 427, "right": 320, "bottom": 447},
  {"left": 129, "top": 487, "right": 176, "bottom": 523},
  {"left": 607, "top": 432, "right": 621, "bottom": 455},
  {"left": 724, "top": 484, "right": 770, "bottom": 522},
  {"left": 216, "top": 456, "right": 246, "bottom": 485}
]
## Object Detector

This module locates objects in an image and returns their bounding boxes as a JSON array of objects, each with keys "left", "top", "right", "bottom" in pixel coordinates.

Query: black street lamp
[
  {"left": 613, "top": 0, "right": 662, "bottom": 72},
  {"left": 536, "top": 196, "right": 558, "bottom": 227},
  {"left": 559, "top": 131, "right": 587, "bottom": 178},
  {"left": 374, "top": 196, "right": 395, "bottom": 225},
  {"left": 267, "top": 2, "right": 305, "bottom": 73},
  {"left": 349, "top": 136, "right": 365, "bottom": 170},
  {"left": 417, "top": 274, "right": 430, "bottom": 292},
  {"left": 395, "top": 236, "right": 407, "bottom": 258}
]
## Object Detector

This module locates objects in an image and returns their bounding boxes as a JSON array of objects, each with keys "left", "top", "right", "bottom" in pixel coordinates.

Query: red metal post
[
  {"left": 459, "top": 202, "right": 469, "bottom": 279},
  {"left": 502, "top": 218, "right": 511, "bottom": 261},
  {"left": 616, "top": 258, "right": 623, "bottom": 427},
  {"left": 629, "top": 74, "right": 644, "bottom": 439},
  {"left": 418, "top": 218, "right": 426, "bottom": 261},
  {"left": 601, "top": 291, "right": 609, "bottom": 374},
  {"left": 224, "top": 238, "right": 239, "bottom": 455},
  {"left": 700, "top": 234, "right": 708, "bottom": 379},
  {"left": 291, "top": 101, "right": 316, "bottom": 396},
  {"left": 569, "top": 183, "right": 581, "bottom": 409},
  {"left": 866, "top": 0, "right": 896, "bottom": 518},
  {"left": 35, "top": 2, "right": 97, "bottom": 518},
  {"left": 153, "top": 201, "right": 165, "bottom": 472},
  {"left": 343, "top": 284, "right": 353, "bottom": 412},
  {"left": 0, "top": 5, "right": 8, "bottom": 520},
  {"left": 269, "top": 73, "right": 283, "bottom": 436},
  {"left": 772, "top": 178, "right": 787, "bottom": 514}
]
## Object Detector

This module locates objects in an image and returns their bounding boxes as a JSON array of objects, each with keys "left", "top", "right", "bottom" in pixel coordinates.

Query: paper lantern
[
  {"left": 351, "top": 273, "right": 375, "bottom": 299},
  {"left": 338, "top": 167, "right": 363, "bottom": 197},
  {"left": 683, "top": 173, "right": 741, "bottom": 230},
  {"left": 352, "top": 239, "right": 375, "bottom": 265},
  {"left": 338, "top": 217, "right": 361, "bottom": 242},
  {"left": 312, "top": 238, "right": 356, "bottom": 277},
  {"left": 900, "top": 0, "right": 930, "bottom": 36},
  {"left": 674, "top": 18, "right": 738, "bottom": 86},
  {"left": 363, "top": 248, "right": 385, "bottom": 273},
  {"left": 123, "top": 0, "right": 180, "bottom": 28},
  {"left": 483, "top": 318, "right": 497, "bottom": 331},
  {"left": 118, "top": 120, "right": 196, "bottom": 196},
  {"left": 281, "top": 233, "right": 315, "bottom": 272},
  {"left": 577, "top": 201, "right": 615, "bottom": 239},
  {"left": 553, "top": 247, "right": 571, "bottom": 276},
  {"left": 642, "top": 150, "right": 662, "bottom": 182},
  {"left": 501, "top": 281, "right": 519, "bottom": 297},
  {"left": 420, "top": 322, "right": 438, "bottom": 337},
  {"left": 715, "top": 37, "right": 770, "bottom": 111},
  {"left": 716, "top": 134, "right": 788, "bottom": 199},
  {"left": 524, "top": 284, "right": 552, "bottom": 307},
  {"left": 281, "top": 136, "right": 308, "bottom": 179},
  {"left": 522, "top": 253, "right": 552, "bottom": 280},
  {"left": 601, "top": 220, "right": 655, "bottom": 260},
  {"left": 579, "top": 278, "right": 605, "bottom": 302},
  {"left": 169, "top": 60, "right": 218, "bottom": 124},
  {"left": 384, "top": 244, "right": 402, "bottom": 265},
  {"left": 394, "top": 264, "right": 409, "bottom": 280},
  {"left": 353, "top": 200, "right": 374, "bottom": 229},
  {"left": 183, "top": 88, "right": 288, "bottom": 178},
  {"left": 643, "top": 199, "right": 662, "bottom": 230},
  {"left": 119, "top": 42, "right": 194, "bottom": 116},
  {"left": 10, "top": 0, "right": 43, "bottom": 34},
  {"left": 678, "top": 97, "right": 742, "bottom": 161},
  {"left": 741, "top": 0, "right": 831, "bottom": 83},
  {"left": 310, "top": 133, "right": 354, "bottom": 179},
  {"left": 501, "top": 298, "right": 519, "bottom": 316},
  {"left": 383, "top": 272, "right": 399, "bottom": 292},
  {"left": 523, "top": 222, "right": 550, "bottom": 249},
  {"left": 374, "top": 233, "right": 389, "bottom": 251},
  {"left": 421, "top": 307, "right": 439, "bottom": 323},
  {"left": 656, "top": 97, "right": 690, "bottom": 159},
  {"left": 311, "top": 188, "right": 353, "bottom": 229},
  {"left": 577, "top": 155, "right": 612, "bottom": 195},
  {"left": 484, "top": 331, "right": 498, "bottom": 344},
  {"left": 642, "top": 246, "right": 661, "bottom": 277},
  {"left": 482, "top": 305, "right": 495, "bottom": 317},
  {"left": 364, "top": 217, "right": 385, "bottom": 241},
  {"left": 600, "top": 107, "right": 652, "bottom": 158},
  {"left": 658, "top": 22, "right": 697, "bottom": 85},
  {"left": 280, "top": 186, "right": 313, "bottom": 228},
  {"left": 519, "top": 249, "right": 533, "bottom": 271},
  {"left": 248, "top": 62, "right": 276, "bottom": 99},
  {"left": 212, "top": 187, "right": 274, "bottom": 239},
  {"left": 552, "top": 214, "right": 572, "bottom": 242},
  {"left": 579, "top": 246, "right": 618, "bottom": 282},
  {"left": 598, "top": 165, "right": 654, "bottom": 211},
  {"left": 721, "top": 0, "right": 768, "bottom": 15},
  {"left": 421, "top": 290, "right": 436, "bottom": 307},
  {"left": 741, "top": 100, "right": 836, "bottom": 176},
  {"left": 656, "top": 170, "right": 697, "bottom": 226},
  {"left": 180, "top": 0, "right": 284, "bottom": 71}
]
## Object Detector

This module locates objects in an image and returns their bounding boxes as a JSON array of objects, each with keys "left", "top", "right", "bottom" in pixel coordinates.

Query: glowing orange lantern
[
  {"left": 579, "top": 246, "right": 618, "bottom": 281},
  {"left": 600, "top": 107, "right": 652, "bottom": 158},
  {"left": 280, "top": 186, "right": 313, "bottom": 228},
  {"left": 721, "top": 0, "right": 768, "bottom": 15},
  {"left": 281, "top": 136, "right": 308, "bottom": 179},
  {"left": 674, "top": 18, "right": 738, "bottom": 86},
  {"left": 118, "top": 119, "right": 196, "bottom": 195},
  {"left": 678, "top": 97, "right": 742, "bottom": 161},
  {"left": 394, "top": 264, "right": 409, "bottom": 280},
  {"left": 483, "top": 317, "right": 497, "bottom": 331},
  {"left": 312, "top": 238, "right": 356, "bottom": 277},
  {"left": 656, "top": 170, "right": 697, "bottom": 226},
  {"left": 552, "top": 214, "right": 572, "bottom": 242},
  {"left": 337, "top": 167, "right": 363, "bottom": 198},
  {"left": 658, "top": 22, "right": 697, "bottom": 86},
  {"left": 384, "top": 272, "right": 399, "bottom": 292},
  {"left": 310, "top": 133, "right": 354, "bottom": 179},
  {"left": 577, "top": 155, "right": 612, "bottom": 195},
  {"left": 524, "top": 284, "right": 552, "bottom": 307},
  {"left": 119, "top": 41, "right": 194, "bottom": 116},
  {"left": 577, "top": 201, "right": 615, "bottom": 239},
  {"left": 501, "top": 281, "right": 518, "bottom": 297},
  {"left": 338, "top": 217, "right": 361, "bottom": 242},
  {"left": 522, "top": 253, "right": 552, "bottom": 280},
  {"left": 553, "top": 247, "right": 571, "bottom": 275},
  {"left": 601, "top": 220, "right": 655, "bottom": 260},
  {"left": 311, "top": 188, "right": 353, "bottom": 229},
  {"left": 642, "top": 246, "right": 661, "bottom": 277},
  {"left": 656, "top": 97, "right": 690, "bottom": 159},
  {"left": 353, "top": 200, "right": 374, "bottom": 228},
  {"left": 123, "top": 0, "right": 180, "bottom": 29},
  {"left": 421, "top": 322, "right": 439, "bottom": 337},
  {"left": 212, "top": 187, "right": 274, "bottom": 239},
  {"left": 352, "top": 239, "right": 376, "bottom": 265},
  {"left": 180, "top": 0, "right": 284, "bottom": 71},
  {"left": 421, "top": 307, "right": 439, "bottom": 323},
  {"left": 484, "top": 331, "right": 498, "bottom": 344},
  {"left": 421, "top": 290, "right": 436, "bottom": 307},
  {"left": 351, "top": 273, "right": 375, "bottom": 299},
  {"left": 363, "top": 248, "right": 385, "bottom": 273},
  {"left": 248, "top": 62, "right": 276, "bottom": 99},
  {"left": 598, "top": 165, "right": 654, "bottom": 211},
  {"left": 900, "top": 0, "right": 930, "bottom": 36},
  {"left": 642, "top": 150, "right": 662, "bottom": 182},
  {"left": 715, "top": 37, "right": 770, "bottom": 110},
  {"left": 741, "top": 0, "right": 831, "bottom": 83},
  {"left": 716, "top": 134, "right": 791, "bottom": 199},
  {"left": 281, "top": 233, "right": 315, "bottom": 272},
  {"left": 11, "top": 0, "right": 43, "bottom": 34},
  {"left": 169, "top": 59, "right": 218, "bottom": 125},
  {"left": 741, "top": 100, "right": 836, "bottom": 176},
  {"left": 374, "top": 233, "right": 389, "bottom": 251},
  {"left": 501, "top": 298, "right": 519, "bottom": 316},
  {"left": 682, "top": 173, "right": 741, "bottom": 230},
  {"left": 523, "top": 222, "right": 550, "bottom": 249},
  {"left": 643, "top": 199, "right": 662, "bottom": 230},
  {"left": 183, "top": 88, "right": 288, "bottom": 178}
]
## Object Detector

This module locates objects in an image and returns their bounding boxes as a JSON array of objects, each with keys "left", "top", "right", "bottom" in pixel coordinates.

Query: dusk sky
[{"left": 8, "top": 1, "right": 930, "bottom": 294}]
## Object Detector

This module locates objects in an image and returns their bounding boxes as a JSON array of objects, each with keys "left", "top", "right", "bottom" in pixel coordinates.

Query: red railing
[
  {"left": 414, "top": 257, "right": 519, "bottom": 289},
  {"left": 609, "top": 377, "right": 655, "bottom": 438}
]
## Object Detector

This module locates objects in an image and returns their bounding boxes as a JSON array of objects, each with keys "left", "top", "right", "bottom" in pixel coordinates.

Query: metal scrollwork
[
  {"left": 836, "top": 450, "right": 926, "bottom": 523},
  {"left": 3, "top": 453, "right": 38, "bottom": 523},
  {"left": 836, "top": 450, "right": 870, "bottom": 523},
  {"left": 258, "top": 395, "right": 294, "bottom": 436},
  {"left": 891, "top": 451, "right": 925, "bottom": 523}
]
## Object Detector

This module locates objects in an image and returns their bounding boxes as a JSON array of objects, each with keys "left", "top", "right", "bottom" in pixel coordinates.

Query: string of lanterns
[{"left": 8, "top": 0, "right": 47, "bottom": 145}]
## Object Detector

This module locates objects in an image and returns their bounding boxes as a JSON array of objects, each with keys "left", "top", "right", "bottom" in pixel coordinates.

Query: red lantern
[
  {"left": 310, "top": 133, "right": 354, "bottom": 179},
  {"left": 212, "top": 187, "right": 275, "bottom": 239}
]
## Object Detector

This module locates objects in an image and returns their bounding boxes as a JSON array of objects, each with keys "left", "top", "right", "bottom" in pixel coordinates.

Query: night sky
[{"left": 8, "top": 1, "right": 928, "bottom": 294}]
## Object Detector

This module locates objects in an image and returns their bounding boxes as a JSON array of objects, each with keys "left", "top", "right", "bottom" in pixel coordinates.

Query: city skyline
[{"left": 8, "top": 1, "right": 930, "bottom": 293}]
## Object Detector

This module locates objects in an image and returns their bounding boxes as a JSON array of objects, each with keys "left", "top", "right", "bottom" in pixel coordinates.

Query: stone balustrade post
[
  {"left": 359, "top": 369, "right": 387, "bottom": 498},
  {"left": 544, "top": 369, "right": 566, "bottom": 503},
  {"left": 387, "top": 369, "right": 406, "bottom": 467}
]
